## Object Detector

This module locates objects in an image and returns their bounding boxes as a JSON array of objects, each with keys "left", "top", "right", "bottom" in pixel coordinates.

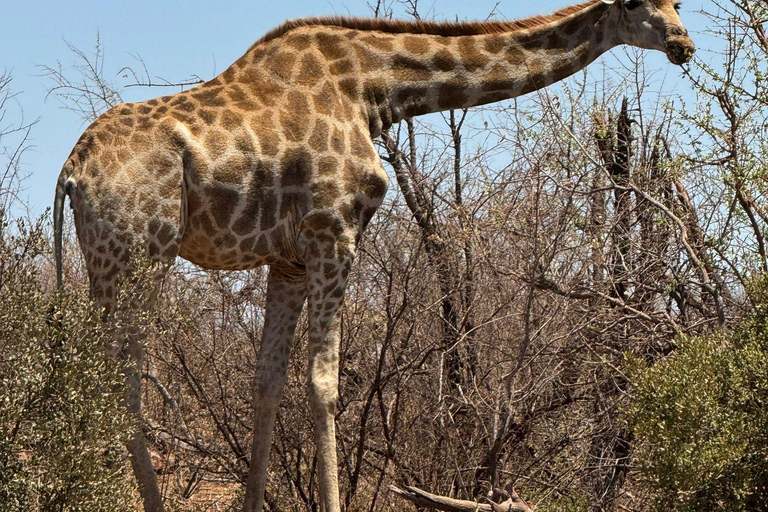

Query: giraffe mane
[{"left": 249, "top": 0, "right": 599, "bottom": 50}]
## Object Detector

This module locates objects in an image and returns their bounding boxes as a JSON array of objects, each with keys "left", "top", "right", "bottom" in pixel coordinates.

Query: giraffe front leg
[
  {"left": 302, "top": 221, "right": 358, "bottom": 512},
  {"left": 243, "top": 266, "right": 307, "bottom": 512}
]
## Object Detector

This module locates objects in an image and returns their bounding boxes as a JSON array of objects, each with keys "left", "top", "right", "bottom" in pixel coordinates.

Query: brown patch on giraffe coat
[
  {"left": 393, "top": 55, "right": 432, "bottom": 82},
  {"left": 360, "top": 34, "right": 394, "bottom": 51},
  {"left": 297, "top": 52, "right": 325, "bottom": 83},
  {"left": 403, "top": 35, "right": 430, "bottom": 54},
  {"left": 280, "top": 92, "right": 312, "bottom": 142},
  {"left": 312, "top": 180, "right": 340, "bottom": 208},
  {"left": 148, "top": 99, "right": 159, "bottom": 106},
  {"left": 438, "top": 81, "right": 470, "bottom": 110},
  {"left": 222, "top": 67, "right": 236, "bottom": 83},
  {"left": 220, "top": 109, "right": 244, "bottom": 130},
  {"left": 286, "top": 32, "right": 313, "bottom": 50},
  {"left": 337, "top": 78, "right": 359, "bottom": 101},
  {"left": 316, "top": 32, "right": 348, "bottom": 60},
  {"left": 280, "top": 148, "right": 312, "bottom": 187},
  {"left": 264, "top": 50, "right": 298, "bottom": 81},
  {"left": 318, "top": 156, "right": 339, "bottom": 177},
  {"left": 433, "top": 50, "right": 458, "bottom": 71},
  {"left": 260, "top": 190, "right": 278, "bottom": 230},
  {"left": 255, "top": 235, "right": 269, "bottom": 254},
  {"left": 213, "top": 154, "right": 250, "bottom": 185},
  {"left": 251, "top": 121, "right": 280, "bottom": 158},
  {"left": 199, "top": 109, "right": 217, "bottom": 125},
  {"left": 205, "top": 131, "right": 229, "bottom": 160},
  {"left": 352, "top": 45, "right": 383, "bottom": 72},
  {"left": 206, "top": 184, "right": 239, "bottom": 228},
  {"left": 309, "top": 120, "right": 330, "bottom": 152},
  {"left": 506, "top": 48, "right": 527, "bottom": 67},
  {"left": 120, "top": 117, "right": 134, "bottom": 127},
  {"left": 484, "top": 34, "right": 506, "bottom": 54},
  {"left": 458, "top": 38, "right": 490, "bottom": 71},
  {"left": 481, "top": 65, "right": 511, "bottom": 92},
  {"left": 330, "top": 59, "right": 355, "bottom": 76},
  {"left": 138, "top": 105, "right": 152, "bottom": 115}
]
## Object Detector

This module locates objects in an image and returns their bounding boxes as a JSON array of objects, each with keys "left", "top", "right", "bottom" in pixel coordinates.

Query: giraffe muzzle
[{"left": 665, "top": 36, "right": 695, "bottom": 65}]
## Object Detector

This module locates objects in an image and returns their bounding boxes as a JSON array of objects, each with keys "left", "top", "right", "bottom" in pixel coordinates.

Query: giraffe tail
[{"left": 53, "top": 162, "right": 74, "bottom": 289}]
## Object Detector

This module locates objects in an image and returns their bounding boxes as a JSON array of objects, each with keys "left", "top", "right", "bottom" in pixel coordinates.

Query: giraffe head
[{"left": 604, "top": 0, "right": 695, "bottom": 65}]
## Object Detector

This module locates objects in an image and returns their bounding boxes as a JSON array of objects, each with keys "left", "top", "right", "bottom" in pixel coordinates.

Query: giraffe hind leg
[{"left": 75, "top": 193, "right": 185, "bottom": 512}]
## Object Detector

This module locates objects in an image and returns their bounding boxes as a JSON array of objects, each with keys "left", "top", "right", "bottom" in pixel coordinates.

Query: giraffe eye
[{"left": 623, "top": 0, "right": 642, "bottom": 9}]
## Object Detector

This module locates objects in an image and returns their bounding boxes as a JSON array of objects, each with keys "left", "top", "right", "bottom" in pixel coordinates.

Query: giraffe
[{"left": 52, "top": 0, "right": 693, "bottom": 511}]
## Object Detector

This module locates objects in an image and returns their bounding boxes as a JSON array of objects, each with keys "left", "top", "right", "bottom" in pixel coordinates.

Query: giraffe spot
[
  {"left": 260, "top": 191, "right": 278, "bottom": 230},
  {"left": 138, "top": 105, "right": 152, "bottom": 115},
  {"left": 458, "top": 38, "right": 490, "bottom": 71},
  {"left": 297, "top": 52, "right": 325, "bottom": 84},
  {"left": 337, "top": 78, "right": 359, "bottom": 99},
  {"left": 506, "top": 51, "right": 527, "bottom": 69},
  {"left": 330, "top": 59, "right": 355, "bottom": 76},
  {"left": 309, "top": 120, "right": 330, "bottom": 152},
  {"left": 254, "top": 235, "right": 269, "bottom": 254},
  {"left": 280, "top": 191, "right": 306, "bottom": 218},
  {"left": 481, "top": 65, "right": 510, "bottom": 92},
  {"left": 403, "top": 35, "right": 430, "bottom": 55},
  {"left": 359, "top": 171, "right": 388, "bottom": 199},
  {"left": 192, "top": 88, "right": 226, "bottom": 107},
  {"left": 161, "top": 96, "right": 172, "bottom": 103},
  {"left": 239, "top": 236, "right": 257, "bottom": 253},
  {"left": 360, "top": 34, "right": 394, "bottom": 51},
  {"left": 205, "top": 132, "right": 229, "bottom": 160},
  {"left": 265, "top": 50, "right": 298, "bottom": 80},
  {"left": 157, "top": 223, "right": 176, "bottom": 245},
  {"left": 205, "top": 184, "right": 240, "bottom": 228},
  {"left": 221, "top": 234, "right": 237, "bottom": 247},
  {"left": 316, "top": 32, "right": 347, "bottom": 60},
  {"left": 312, "top": 180, "right": 340, "bottom": 208},
  {"left": 280, "top": 92, "right": 312, "bottom": 142},
  {"left": 222, "top": 67, "right": 236, "bottom": 83},
  {"left": 250, "top": 113, "right": 280, "bottom": 157},
  {"left": 120, "top": 117, "right": 134, "bottom": 127},
  {"left": 220, "top": 109, "right": 243, "bottom": 130},
  {"left": 214, "top": 154, "right": 250, "bottom": 185},
  {"left": 438, "top": 82, "right": 469, "bottom": 110},
  {"left": 119, "top": 106, "right": 132, "bottom": 115},
  {"left": 393, "top": 55, "right": 432, "bottom": 82},
  {"left": 312, "top": 81, "right": 338, "bottom": 116},
  {"left": 484, "top": 35, "right": 506, "bottom": 54},
  {"left": 433, "top": 50, "right": 458, "bottom": 71},
  {"left": 353, "top": 45, "right": 383, "bottom": 72},
  {"left": 280, "top": 148, "right": 312, "bottom": 187},
  {"left": 148, "top": 99, "right": 159, "bottom": 106},
  {"left": 330, "top": 128, "right": 346, "bottom": 153},
  {"left": 286, "top": 33, "right": 312, "bottom": 51},
  {"left": 227, "top": 86, "right": 248, "bottom": 103},
  {"left": 199, "top": 109, "right": 217, "bottom": 125},
  {"left": 170, "top": 111, "right": 194, "bottom": 125},
  {"left": 318, "top": 156, "right": 339, "bottom": 177}
]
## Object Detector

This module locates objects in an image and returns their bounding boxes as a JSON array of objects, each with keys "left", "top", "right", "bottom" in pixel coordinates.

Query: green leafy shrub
[
  {"left": 0, "top": 213, "right": 135, "bottom": 512},
  {"left": 629, "top": 279, "right": 768, "bottom": 511}
]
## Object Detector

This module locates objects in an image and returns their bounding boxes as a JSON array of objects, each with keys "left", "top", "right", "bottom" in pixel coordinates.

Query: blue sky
[{"left": 2, "top": 0, "right": 711, "bottom": 217}]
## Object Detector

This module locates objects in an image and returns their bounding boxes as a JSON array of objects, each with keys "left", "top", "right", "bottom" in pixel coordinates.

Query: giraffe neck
[{"left": 365, "top": 1, "right": 618, "bottom": 133}]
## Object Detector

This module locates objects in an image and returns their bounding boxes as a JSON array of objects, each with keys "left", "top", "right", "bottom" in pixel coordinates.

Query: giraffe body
[{"left": 52, "top": 1, "right": 693, "bottom": 511}]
